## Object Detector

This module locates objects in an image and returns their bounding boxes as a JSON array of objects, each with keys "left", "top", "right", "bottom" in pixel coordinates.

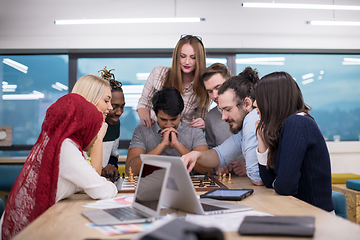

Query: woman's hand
[
  {"left": 141, "top": 117, "right": 155, "bottom": 128},
  {"left": 138, "top": 108, "right": 154, "bottom": 128},
  {"left": 255, "top": 120, "right": 267, "bottom": 154},
  {"left": 190, "top": 117, "right": 205, "bottom": 129}
]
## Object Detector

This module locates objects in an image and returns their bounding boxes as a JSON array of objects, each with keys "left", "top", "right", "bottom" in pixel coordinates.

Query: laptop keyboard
[
  {"left": 104, "top": 207, "right": 148, "bottom": 221},
  {"left": 201, "top": 203, "right": 227, "bottom": 212}
]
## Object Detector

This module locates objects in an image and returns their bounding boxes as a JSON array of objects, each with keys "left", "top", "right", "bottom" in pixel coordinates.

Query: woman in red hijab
[{"left": 1, "top": 93, "right": 118, "bottom": 240}]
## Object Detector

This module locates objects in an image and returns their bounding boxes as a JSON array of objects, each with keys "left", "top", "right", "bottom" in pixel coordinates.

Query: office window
[
  {"left": 0, "top": 55, "right": 69, "bottom": 156},
  {"left": 77, "top": 57, "right": 227, "bottom": 142},
  {"left": 236, "top": 54, "right": 360, "bottom": 141}
]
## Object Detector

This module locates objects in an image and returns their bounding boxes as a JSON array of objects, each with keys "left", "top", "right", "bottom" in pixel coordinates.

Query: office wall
[
  {"left": 1, "top": 0, "right": 360, "bottom": 51},
  {"left": 328, "top": 142, "right": 360, "bottom": 175}
]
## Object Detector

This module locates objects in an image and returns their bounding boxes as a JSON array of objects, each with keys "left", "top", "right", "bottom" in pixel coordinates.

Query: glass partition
[
  {"left": 236, "top": 54, "right": 360, "bottom": 141},
  {"left": 1, "top": 55, "right": 68, "bottom": 156}
]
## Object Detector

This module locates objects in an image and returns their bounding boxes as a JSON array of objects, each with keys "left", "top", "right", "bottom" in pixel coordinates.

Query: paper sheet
[
  {"left": 185, "top": 210, "right": 272, "bottom": 232},
  {"left": 82, "top": 195, "right": 134, "bottom": 209}
]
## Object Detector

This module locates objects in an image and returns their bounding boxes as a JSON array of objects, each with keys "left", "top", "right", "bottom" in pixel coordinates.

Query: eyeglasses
[{"left": 180, "top": 34, "right": 203, "bottom": 45}]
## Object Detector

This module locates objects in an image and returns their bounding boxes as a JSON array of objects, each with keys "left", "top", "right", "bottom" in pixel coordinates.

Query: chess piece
[
  {"left": 222, "top": 173, "right": 227, "bottom": 183},
  {"left": 218, "top": 173, "right": 222, "bottom": 181},
  {"left": 128, "top": 167, "right": 134, "bottom": 182},
  {"left": 122, "top": 172, "right": 125, "bottom": 179},
  {"left": 204, "top": 172, "right": 209, "bottom": 181},
  {"left": 199, "top": 179, "right": 204, "bottom": 187},
  {"left": 210, "top": 175, "right": 215, "bottom": 186},
  {"left": 227, "top": 173, "right": 233, "bottom": 184}
]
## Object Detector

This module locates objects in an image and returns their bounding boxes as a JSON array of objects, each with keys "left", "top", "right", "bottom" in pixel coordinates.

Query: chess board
[{"left": 116, "top": 175, "right": 228, "bottom": 193}]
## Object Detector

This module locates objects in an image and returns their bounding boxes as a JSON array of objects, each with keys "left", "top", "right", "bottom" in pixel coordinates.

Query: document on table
[
  {"left": 185, "top": 210, "right": 271, "bottom": 232},
  {"left": 82, "top": 195, "right": 134, "bottom": 209}
]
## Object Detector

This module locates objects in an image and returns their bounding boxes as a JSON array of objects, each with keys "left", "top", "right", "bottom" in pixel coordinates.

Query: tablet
[{"left": 200, "top": 189, "right": 254, "bottom": 201}]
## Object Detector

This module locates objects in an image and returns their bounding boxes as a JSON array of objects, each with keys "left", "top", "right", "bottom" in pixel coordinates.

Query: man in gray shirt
[
  {"left": 202, "top": 63, "right": 246, "bottom": 177},
  {"left": 126, "top": 87, "right": 210, "bottom": 176}
]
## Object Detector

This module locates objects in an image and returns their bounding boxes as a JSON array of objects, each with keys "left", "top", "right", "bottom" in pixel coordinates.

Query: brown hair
[
  {"left": 163, "top": 35, "right": 209, "bottom": 107},
  {"left": 202, "top": 63, "right": 233, "bottom": 82},
  {"left": 255, "top": 71, "right": 312, "bottom": 169}
]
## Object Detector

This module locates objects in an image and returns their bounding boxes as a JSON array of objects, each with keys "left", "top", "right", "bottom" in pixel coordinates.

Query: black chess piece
[
  {"left": 199, "top": 179, "right": 204, "bottom": 187},
  {"left": 122, "top": 172, "right": 125, "bottom": 179},
  {"left": 204, "top": 172, "right": 209, "bottom": 181},
  {"left": 210, "top": 175, "right": 215, "bottom": 186}
]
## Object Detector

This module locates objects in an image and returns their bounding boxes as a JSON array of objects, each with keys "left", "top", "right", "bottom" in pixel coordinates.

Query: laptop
[
  {"left": 81, "top": 158, "right": 171, "bottom": 225},
  {"left": 141, "top": 154, "right": 253, "bottom": 215}
]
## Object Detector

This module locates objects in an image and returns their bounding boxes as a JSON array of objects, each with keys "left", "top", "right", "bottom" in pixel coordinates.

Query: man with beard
[
  {"left": 202, "top": 63, "right": 246, "bottom": 177},
  {"left": 182, "top": 67, "right": 263, "bottom": 186}
]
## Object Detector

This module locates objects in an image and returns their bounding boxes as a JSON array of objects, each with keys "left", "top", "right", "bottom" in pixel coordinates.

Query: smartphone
[{"left": 200, "top": 189, "right": 254, "bottom": 201}]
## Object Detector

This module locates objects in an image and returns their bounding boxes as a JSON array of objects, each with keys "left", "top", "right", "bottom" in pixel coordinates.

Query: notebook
[
  {"left": 141, "top": 154, "right": 253, "bottom": 215},
  {"left": 81, "top": 158, "right": 171, "bottom": 225}
]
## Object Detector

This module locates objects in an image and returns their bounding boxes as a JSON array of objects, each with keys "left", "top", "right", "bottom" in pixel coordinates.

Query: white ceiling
[{"left": 0, "top": 0, "right": 360, "bottom": 52}]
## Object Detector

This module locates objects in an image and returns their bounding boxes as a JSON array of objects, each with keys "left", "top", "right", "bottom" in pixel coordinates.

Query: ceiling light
[
  {"left": 54, "top": 17, "right": 205, "bottom": 25},
  {"left": 302, "top": 73, "right": 314, "bottom": 80},
  {"left": 307, "top": 21, "right": 360, "bottom": 26},
  {"left": 236, "top": 57, "right": 285, "bottom": 65},
  {"left": 2, "top": 58, "right": 28, "bottom": 74},
  {"left": 206, "top": 59, "right": 227, "bottom": 64},
  {"left": 3, "top": 91, "right": 45, "bottom": 100},
  {"left": 136, "top": 73, "right": 150, "bottom": 81},
  {"left": 302, "top": 79, "right": 314, "bottom": 85},
  {"left": 55, "top": 82, "right": 68, "bottom": 90},
  {"left": 242, "top": 2, "right": 360, "bottom": 10},
  {"left": 342, "top": 58, "right": 360, "bottom": 65}
]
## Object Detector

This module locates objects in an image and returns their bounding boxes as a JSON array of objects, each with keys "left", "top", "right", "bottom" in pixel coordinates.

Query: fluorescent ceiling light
[
  {"left": 342, "top": 58, "right": 360, "bottom": 65},
  {"left": 302, "top": 73, "right": 314, "bottom": 80},
  {"left": 302, "top": 79, "right": 314, "bottom": 85},
  {"left": 55, "top": 82, "right": 68, "bottom": 90},
  {"left": 308, "top": 21, "right": 360, "bottom": 26},
  {"left": 2, "top": 58, "right": 28, "bottom": 74},
  {"left": 2, "top": 82, "right": 17, "bottom": 92},
  {"left": 52, "top": 84, "right": 63, "bottom": 91},
  {"left": 242, "top": 2, "right": 360, "bottom": 10},
  {"left": 3, "top": 90, "right": 45, "bottom": 100},
  {"left": 136, "top": 73, "right": 150, "bottom": 81},
  {"left": 206, "top": 58, "right": 227, "bottom": 64},
  {"left": 236, "top": 57, "right": 285, "bottom": 65},
  {"left": 55, "top": 17, "right": 205, "bottom": 25}
]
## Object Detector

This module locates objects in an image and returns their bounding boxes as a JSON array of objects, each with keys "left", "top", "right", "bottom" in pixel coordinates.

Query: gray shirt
[
  {"left": 205, "top": 106, "right": 245, "bottom": 162},
  {"left": 129, "top": 121, "right": 207, "bottom": 156}
]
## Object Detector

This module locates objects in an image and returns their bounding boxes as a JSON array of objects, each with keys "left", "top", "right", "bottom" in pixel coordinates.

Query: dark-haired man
[
  {"left": 183, "top": 68, "right": 263, "bottom": 186},
  {"left": 126, "top": 87, "right": 210, "bottom": 176}
]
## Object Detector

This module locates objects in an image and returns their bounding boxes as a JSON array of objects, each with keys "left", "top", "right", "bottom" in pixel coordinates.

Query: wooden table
[
  {"left": 333, "top": 184, "right": 360, "bottom": 224},
  {"left": 12, "top": 176, "right": 360, "bottom": 240}
]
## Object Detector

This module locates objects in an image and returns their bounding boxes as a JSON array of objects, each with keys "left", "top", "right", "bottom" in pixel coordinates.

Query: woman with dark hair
[
  {"left": 254, "top": 71, "right": 334, "bottom": 212},
  {"left": 137, "top": 35, "right": 209, "bottom": 129},
  {"left": 1, "top": 94, "right": 117, "bottom": 240}
]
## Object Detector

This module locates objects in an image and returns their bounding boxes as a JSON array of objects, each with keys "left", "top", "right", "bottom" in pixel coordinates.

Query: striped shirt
[{"left": 137, "top": 66, "right": 208, "bottom": 123}]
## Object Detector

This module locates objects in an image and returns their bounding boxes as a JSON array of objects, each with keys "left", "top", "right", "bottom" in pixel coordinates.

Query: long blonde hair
[
  {"left": 71, "top": 74, "right": 110, "bottom": 105},
  {"left": 163, "top": 35, "right": 209, "bottom": 108}
]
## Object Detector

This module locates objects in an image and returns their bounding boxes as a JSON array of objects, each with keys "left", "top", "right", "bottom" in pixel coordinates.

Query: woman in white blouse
[{"left": 1, "top": 82, "right": 117, "bottom": 240}]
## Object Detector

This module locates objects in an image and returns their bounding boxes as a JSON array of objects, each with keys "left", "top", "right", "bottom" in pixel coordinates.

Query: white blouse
[{"left": 56, "top": 138, "right": 118, "bottom": 202}]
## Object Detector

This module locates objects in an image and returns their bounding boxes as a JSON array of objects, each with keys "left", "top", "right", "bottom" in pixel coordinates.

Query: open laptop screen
[{"left": 134, "top": 164, "right": 166, "bottom": 211}]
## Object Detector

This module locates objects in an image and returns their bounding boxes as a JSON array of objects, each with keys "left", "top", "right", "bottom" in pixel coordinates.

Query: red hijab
[{"left": 2, "top": 93, "right": 103, "bottom": 240}]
